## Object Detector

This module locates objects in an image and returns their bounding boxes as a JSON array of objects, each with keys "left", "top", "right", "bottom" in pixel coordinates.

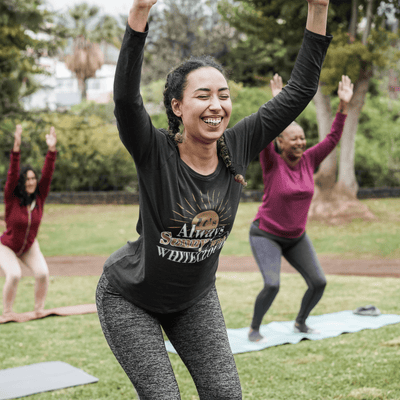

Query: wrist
[
  {"left": 48, "top": 147, "right": 56, "bottom": 152},
  {"left": 129, "top": 4, "right": 151, "bottom": 31},
  {"left": 306, "top": 3, "right": 328, "bottom": 36},
  {"left": 338, "top": 100, "right": 349, "bottom": 115}
]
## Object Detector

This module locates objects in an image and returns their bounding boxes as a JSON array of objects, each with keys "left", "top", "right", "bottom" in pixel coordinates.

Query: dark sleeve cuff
[
  {"left": 125, "top": 22, "right": 149, "bottom": 38},
  {"left": 304, "top": 28, "right": 333, "bottom": 44}
]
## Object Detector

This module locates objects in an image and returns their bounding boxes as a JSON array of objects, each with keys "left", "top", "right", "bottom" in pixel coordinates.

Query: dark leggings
[
  {"left": 96, "top": 273, "right": 242, "bottom": 400},
  {"left": 249, "top": 221, "right": 327, "bottom": 330}
]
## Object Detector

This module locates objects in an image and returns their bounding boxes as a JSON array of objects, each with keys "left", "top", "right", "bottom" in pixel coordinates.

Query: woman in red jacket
[{"left": 0, "top": 124, "right": 57, "bottom": 317}]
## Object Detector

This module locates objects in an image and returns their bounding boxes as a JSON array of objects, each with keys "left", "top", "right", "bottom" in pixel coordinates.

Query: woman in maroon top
[
  {"left": 0, "top": 124, "right": 57, "bottom": 317},
  {"left": 248, "top": 75, "right": 353, "bottom": 342}
]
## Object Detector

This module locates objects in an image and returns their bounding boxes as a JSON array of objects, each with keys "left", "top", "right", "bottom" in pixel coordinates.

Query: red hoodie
[{"left": 1, "top": 151, "right": 56, "bottom": 255}]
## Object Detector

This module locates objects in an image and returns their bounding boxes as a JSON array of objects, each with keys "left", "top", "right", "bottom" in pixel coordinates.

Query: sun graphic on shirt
[{"left": 168, "top": 190, "right": 231, "bottom": 230}]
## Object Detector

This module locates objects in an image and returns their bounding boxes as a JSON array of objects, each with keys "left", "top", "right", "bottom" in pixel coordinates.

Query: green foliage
[
  {"left": 0, "top": 0, "right": 61, "bottom": 122},
  {"left": 70, "top": 101, "right": 116, "bottom": 124},
  {"left": 49, "top": 114, "right": 135, "bottom": 191},
  {"left": 0, "top": 111, "right": 136, "bottom": 192},
  {"left": 219, "top": 0, "right": 400, "bottom": 89},
  {"left": 57, "top": 3, "right": 123, "bottom": 45},
  {"left": 321, "top": 28, "right": 400, "bottom": 95},
  {"left": 355, "top": 94, "right": 400, "bottom": 187},
  {"left": 142, "top": 0, "right": 240, "bottom": 84}
]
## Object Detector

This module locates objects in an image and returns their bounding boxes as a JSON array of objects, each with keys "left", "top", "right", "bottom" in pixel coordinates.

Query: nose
[{"left": 209, "top": 95, "right": 222, "bottom": 111}]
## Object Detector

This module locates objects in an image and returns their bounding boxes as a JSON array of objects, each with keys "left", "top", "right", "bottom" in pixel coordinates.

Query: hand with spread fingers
[
  {"left": 45, "top": 126, "right": 57, "bottom": 152},
  {"left": 270, "top": 74, "right": 283, "bottom": 98},
  {"left": 338, "top": 75, "right": 354, "bottom": 104}
]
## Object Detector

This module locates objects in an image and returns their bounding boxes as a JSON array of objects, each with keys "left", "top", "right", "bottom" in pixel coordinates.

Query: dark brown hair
[{"left": 14, "top": 165, "right": 39, "bottom": 206}]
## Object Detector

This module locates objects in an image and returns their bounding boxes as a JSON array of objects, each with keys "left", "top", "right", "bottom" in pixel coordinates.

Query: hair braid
[
  {"left": 163, "top": 76, "right": 184, "bottom": 145},
  {"left": 217, "top": 135, "right": 247, "bottom": 187}
]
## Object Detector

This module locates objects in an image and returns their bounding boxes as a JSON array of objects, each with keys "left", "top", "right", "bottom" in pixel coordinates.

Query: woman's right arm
[
  {"left": 114, "top": 0, "right": 158, "bottom": 164},
  {"left": 4, "top": 125, "right": 22, "bottom": 201}
]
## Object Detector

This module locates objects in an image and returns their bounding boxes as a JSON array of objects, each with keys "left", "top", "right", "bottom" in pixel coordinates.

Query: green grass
[
  {"left": 1, "top": 198, "right": 399, "bottom": 258},
  {"left": 1, "top": 272, "right": 399, "bottom": 399}
]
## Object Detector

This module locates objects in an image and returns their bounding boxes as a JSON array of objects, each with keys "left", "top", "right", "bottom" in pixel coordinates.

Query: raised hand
[
  {"left": 46, "top": 126, "right": 57, "bottom": 151},
  {"left": 13, "top": 124, "right": 22, "bottom": 152},
  {"left": 338, "top": 75, "right": 354, "bottom": 104},
  {"left": 270, "top": 74, "right": 283, "bottom": 98},
  {"left": 129, "top": 0, "right": 157, "bottom": 31}
]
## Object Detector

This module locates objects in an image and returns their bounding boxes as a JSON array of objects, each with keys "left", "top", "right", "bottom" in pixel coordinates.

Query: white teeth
[{"left": 203, "top": 118, "right": 222, "bottom": 126}]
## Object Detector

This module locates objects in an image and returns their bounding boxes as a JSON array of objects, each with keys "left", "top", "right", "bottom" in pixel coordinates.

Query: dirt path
[{"left": 2, "top": 255, "right": 399, "bottom": 278}]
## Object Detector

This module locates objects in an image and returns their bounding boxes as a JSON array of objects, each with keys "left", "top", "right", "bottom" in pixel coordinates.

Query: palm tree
[{"left": 60, "top": 3, "right": 123, "bottom": 100}]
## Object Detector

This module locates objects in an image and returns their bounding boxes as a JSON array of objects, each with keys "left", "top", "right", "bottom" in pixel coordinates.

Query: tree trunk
[
  {"left": 349, "top": 0, "right": 358, "bottom": 42},
  {"left": 308, "top": 82, "right": 376, "bottom": 224},
  {"left": 362, "top": 0, "right": 374, "bottom": 45},
  {"left": 78, "top": 78, "right": 87, "bottom": 101},
  {"left": 337, "top": 77, "right": 370, "bottom": 197}
]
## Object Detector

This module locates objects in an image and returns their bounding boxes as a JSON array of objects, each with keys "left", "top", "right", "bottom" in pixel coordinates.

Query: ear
[{"left": 171, "top": 98, "right": 182, "bottom": 118}]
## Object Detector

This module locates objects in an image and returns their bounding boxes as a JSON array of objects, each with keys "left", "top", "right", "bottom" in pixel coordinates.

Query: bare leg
[
  {"left": 20, "top": 240, "right": 49, "bottom": 314},
  {"left": 0, "top": 242, "right": 22, "bottom": 315}
]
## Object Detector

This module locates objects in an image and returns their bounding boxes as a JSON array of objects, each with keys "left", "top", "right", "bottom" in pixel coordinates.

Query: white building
[{"left": 22, "top": 43, "right": 118, "bottom": 111}]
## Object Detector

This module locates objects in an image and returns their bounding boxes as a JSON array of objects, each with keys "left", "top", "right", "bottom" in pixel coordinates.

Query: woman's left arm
[
  {"left": 231, "top": 1, "right": 332, "bottom": 164},
  {"left": 38, "top": 126, "right": 57, "bottom": 199},
  {"left": 308, "top": 75, "right": 353, "bottom": 166}
]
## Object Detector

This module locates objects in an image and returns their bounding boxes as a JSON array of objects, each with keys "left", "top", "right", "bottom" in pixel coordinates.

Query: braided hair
[
  {"left": 163, "top": 55, "right": 247, "bottom": 187},
  {"left": 14, "top": 165, "right": 39, "bottom": 207}
]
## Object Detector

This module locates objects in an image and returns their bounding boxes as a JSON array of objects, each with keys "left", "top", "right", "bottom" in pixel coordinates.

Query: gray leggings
[
  {"left": 96, "top": 273, "right": 242, "bottom": 400},
  {"left": 249, "top": 221, "right": 327, "bottom": 330}
]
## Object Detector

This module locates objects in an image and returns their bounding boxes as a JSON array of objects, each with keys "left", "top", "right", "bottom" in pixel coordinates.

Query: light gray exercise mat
[
  {"left": 165, "top": 310, "right": 400, "bottom": 355},
  {"left": 0, "top": 361, "right": 98, "bottom": 400}
]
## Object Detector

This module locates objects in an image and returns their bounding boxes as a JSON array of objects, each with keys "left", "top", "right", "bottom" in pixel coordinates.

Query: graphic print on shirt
[{"left": 157, "top": 191, "right": 231, "bottom": 264}]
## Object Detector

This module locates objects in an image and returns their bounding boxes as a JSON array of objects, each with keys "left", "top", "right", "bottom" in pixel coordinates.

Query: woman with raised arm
[
  {"left": 1, "top": 124, "right": 57, "bottom": 317},
  {"left": 96, "top": 0, "right": 331, "bottom": 398},
  {"left": 248, "top": 75, "right": 353, "bottom": 342}
]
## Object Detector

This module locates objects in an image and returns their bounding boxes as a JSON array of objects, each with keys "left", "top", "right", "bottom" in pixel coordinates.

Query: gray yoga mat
[
  {"left": 165, "top": 310, "right": 400, "bottom": 355},
  {"left": 0, "top": 361, "right": 98, "bottom": 400}
]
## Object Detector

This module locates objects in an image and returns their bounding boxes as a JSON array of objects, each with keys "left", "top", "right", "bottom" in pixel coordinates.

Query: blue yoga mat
[
  {"left": 0, "top": 361, "right": 98, "bottom": 400},
  {"left": 165, "top": 311, "right": 400, "bottom": 355}
]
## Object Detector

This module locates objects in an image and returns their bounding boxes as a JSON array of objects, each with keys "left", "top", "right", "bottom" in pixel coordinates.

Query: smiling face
[
  {"left": 171, "top": 67, "right": 232, "bottom": 145},
  {"left": 277, "top": 125, "right": 307, "bottom": 165},
  {"left": 24, "top": 170, "right": 37, "bottom": 195}
]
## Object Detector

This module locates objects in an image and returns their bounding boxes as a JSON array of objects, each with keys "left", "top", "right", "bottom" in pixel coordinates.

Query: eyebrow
[{"left": 194, "top": 87, "right": 230, "bottom": 93}]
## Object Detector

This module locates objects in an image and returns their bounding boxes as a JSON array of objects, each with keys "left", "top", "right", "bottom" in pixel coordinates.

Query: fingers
[
  {"left": 270, "top": 73, "right": 282, "bottom": 88},
  {"left": 50, "top": 126, "right": 55, "bottom": 136}
]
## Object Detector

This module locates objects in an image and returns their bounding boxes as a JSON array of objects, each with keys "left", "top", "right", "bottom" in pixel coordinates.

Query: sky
[{"left": 44, "top": 0, "right": 133, "bottom": 17}]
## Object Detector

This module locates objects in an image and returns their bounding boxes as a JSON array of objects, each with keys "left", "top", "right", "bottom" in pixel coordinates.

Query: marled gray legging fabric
[
  {"left": 96, "top": 273, "right": 242, "bottom": 400},
  {"left": 249, "top": 221, "right": 327, "bottom": 330}
]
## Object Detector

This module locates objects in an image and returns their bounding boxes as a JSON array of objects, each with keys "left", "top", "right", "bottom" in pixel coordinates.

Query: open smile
[{"left": 202, "top": 117, "right": 223, "bottom": 127}]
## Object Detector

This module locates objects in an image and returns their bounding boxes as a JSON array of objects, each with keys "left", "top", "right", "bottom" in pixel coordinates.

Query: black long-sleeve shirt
[{"left": 104, "top": 24, "right": 332, "bottom": 313}]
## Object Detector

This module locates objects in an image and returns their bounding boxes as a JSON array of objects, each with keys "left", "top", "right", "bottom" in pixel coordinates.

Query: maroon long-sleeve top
[
  {"left": 1, "top": 151, "right": 56, "bottom": 255},
  {"left": 254, "top": 112, "right": 347, "bottom": 238}
]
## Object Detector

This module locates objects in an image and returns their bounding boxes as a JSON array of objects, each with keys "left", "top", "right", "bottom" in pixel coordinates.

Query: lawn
[
  {"left": 0, "top": 273, "right": 399, "bottom": 399},
  {"left": 0, "top": 198, "right": 400, "bottom": 399},
  {"left": 1, "top": 198, "right": 399, "bottom": 258}
]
